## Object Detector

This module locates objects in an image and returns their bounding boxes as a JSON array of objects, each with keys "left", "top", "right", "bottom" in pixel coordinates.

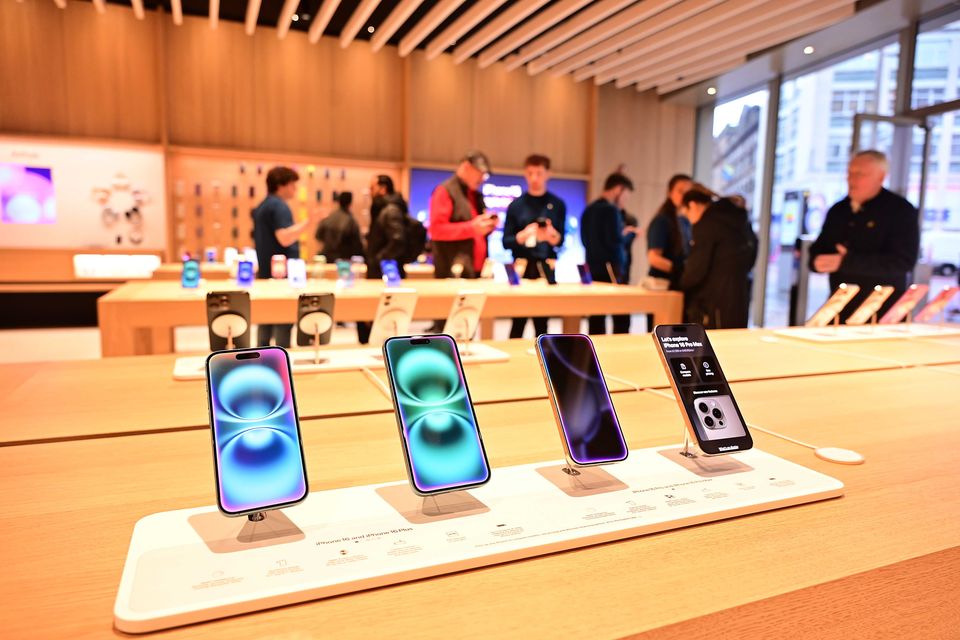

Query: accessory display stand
[
  {"left": 114, "top": 446, "right": 842, "bottom": 633},
  {"left": 172, "top": 343, "right": 511, "bottom": 381}
]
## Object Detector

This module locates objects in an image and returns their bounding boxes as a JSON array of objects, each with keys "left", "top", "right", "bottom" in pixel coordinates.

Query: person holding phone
[
  {"left": 809, "top": 150, "right": 919, "bottom": 323},
  {"left": 580, "top": 172, "right": 634, "bottom": 334},
  {"left": 429, "top": 151, "right": 498, "bottom": 279},
  {"left": 253, "top": 166, "right": 322, "bottom": 347},
  {"left": 502, "top": 154, "right": 566, "bottom": 338}
]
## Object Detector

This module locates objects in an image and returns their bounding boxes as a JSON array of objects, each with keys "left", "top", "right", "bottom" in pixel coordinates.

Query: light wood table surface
[
  {"left": 774, "top": 330, "right": 960, "bottom": 367},
  {"left": 96, "top": 279, "right": 683, "bottom": 357},
  {"left": 7, "top": 329, "right": 949, "bottom": 446},
  {"left": 2, "top": 368, "right": 958, "bottom": 638},
  {"left": 150, "top": 262, "right": 436, "bottom": 281}
]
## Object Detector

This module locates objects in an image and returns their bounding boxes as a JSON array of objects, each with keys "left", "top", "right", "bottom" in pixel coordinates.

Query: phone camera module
[
  {"left": 703, "top": 416, "right": 717, "bottom": 429},
  {"left": 697, "top": 402, "right": 709, "bottom": 413}
]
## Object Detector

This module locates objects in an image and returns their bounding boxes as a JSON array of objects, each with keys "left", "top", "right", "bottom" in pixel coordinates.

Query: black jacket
[
  {"left": 680, "top": 198, "right": 758, "bottom": 329},
  {"left": 366, "top": 194, "right": 409, "bottom": 279},
  {"left": 808, "top": 188, "right": 919, "bottom": 321},
  {"left": 316, "top": 208, "right": 364, "bottom": 263}
]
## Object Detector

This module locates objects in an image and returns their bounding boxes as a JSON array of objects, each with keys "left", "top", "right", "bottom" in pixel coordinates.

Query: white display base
[
  {"left": 774, "top": 323, "right": 960, "bottom": 343},
  {"left": 172, "top": 343, "right": 511, "bottom": 380},
  {"left": 114, "top": 446, "right": 842, "bottom": 633}
]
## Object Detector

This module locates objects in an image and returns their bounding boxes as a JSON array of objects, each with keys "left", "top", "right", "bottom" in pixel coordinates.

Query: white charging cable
[{"left": 361, "top": 367, "right": 391, "bottom": 400}]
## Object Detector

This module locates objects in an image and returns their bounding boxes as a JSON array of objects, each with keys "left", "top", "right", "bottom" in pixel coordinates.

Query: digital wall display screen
[
  {"left": 408, "top": 168, "right": 588, "bottom": 266},
  {"left": 0, "top": 163, "right": 56, "bottom": 224}
]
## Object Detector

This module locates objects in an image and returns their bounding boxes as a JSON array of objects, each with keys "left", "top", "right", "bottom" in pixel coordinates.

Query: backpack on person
[{"left": 399, "top": 211, "right": 427, "bottom": 264}]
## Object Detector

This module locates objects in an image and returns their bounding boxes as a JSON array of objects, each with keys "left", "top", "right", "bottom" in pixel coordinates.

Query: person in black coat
[
  {"left": 809, "top": 150, "right": 919, "bottom": 322},
  {"left": 679, "top": 189, "right": 758, "bottom": 329}
]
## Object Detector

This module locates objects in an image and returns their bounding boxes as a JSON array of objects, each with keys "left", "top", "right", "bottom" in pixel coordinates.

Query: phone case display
[
  {"left": 805, "top": 283, "right": 861, "bottom": 327},
  {"left": 879, "top": 284, "right": 929, "bottom": 324},
  {"left": 92, "top": 173, "right": 150, "bottom": 247},
  {"left": 167, "top": 152, "right": 401, "bottom": 265},
  {"left": 114, "top": 446, "right": 843, "bottom": 633}
]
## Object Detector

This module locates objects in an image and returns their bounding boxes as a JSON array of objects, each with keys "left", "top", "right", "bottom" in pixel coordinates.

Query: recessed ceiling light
[
  {"left": 706, "top": 86, "right": 717, "bottom": 96},
  {"left": 367, "top": 25, "right": 375, "bottom": 33},
  {"left": 291, "top": 14, "right": 299, "bottom": 22},
  {"left": 803, "top": 45, "right": 815, "bottom": 55}
]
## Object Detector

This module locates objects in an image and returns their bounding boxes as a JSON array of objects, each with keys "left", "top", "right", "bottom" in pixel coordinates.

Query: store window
[
  {"left": 764, "top": 42, "right": 900, "bottom": 327},
  {"left": 708, "top": 89, "right": 769, "bottom": 229},
  {"left": 909, "top": 16, "right": 960, "bottom": 309}
]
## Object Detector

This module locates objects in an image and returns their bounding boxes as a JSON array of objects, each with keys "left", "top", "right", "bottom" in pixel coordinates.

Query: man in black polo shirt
[
  {"left": 581, "top": 172, "right": 634, "bottom": 334},
  {"left": 502, "top": 154, "right": 566, "bottom": 338},
  {"left": 809, "top": 150, "right": 919, "bottom": 322},
  {"left": 252, "top": 166, "right": 322, "bottom": 347}
]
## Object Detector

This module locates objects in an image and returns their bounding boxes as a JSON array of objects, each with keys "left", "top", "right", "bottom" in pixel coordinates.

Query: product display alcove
[{"left": 114, "top": 446, "right": 842, "bottom": 633}]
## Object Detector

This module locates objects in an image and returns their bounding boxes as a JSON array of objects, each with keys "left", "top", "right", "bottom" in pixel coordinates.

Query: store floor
[{"left": 0, "top": 316, "right": 655, "bottom": 364}]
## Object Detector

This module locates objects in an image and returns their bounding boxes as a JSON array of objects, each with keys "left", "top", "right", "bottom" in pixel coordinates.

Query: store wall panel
[
  {"left": 0, "top": 2, "right": 69, "bottom": 137},
  {"left": 165, "top": 18, "right": 257, "bottom": 150},
  {"left": 408, "top": 52, "right": 477, "bottom": 168}
]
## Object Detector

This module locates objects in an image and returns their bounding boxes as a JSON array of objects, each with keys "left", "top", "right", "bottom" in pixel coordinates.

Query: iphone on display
[
  {"left": 181, "top": 259, "right": 200, "bottom": 289},
  {"left": 805, "top": 283, "right": 861, "bottom": 327},
  {"left": 206, "top": 291, "right": 251, "bottom": 351},
  {"left": 577, "top": 264, "right": 593, "bottom": 285},
  {"left": 368, "top": 289, "right": 418, "bottom": 347},
  {"left": 503, "top": 263, "right": 521, "bottom": 286},
  {"left": 286, "top": 258, "right": 307, "bottom": 288},
  {"left": 205, "top": 347, "right": 308, "bottom": 516},
  {"left": 879, "top": 284, "right": 929, "bottom": 324},
  {"left": 382, "top": 334, "right": 491, "bottom": 496},
  {"left": 381, "top": 260, "right": 402, "bottom": 288},
  {"left": 296, "top": 293, "right": 335, "bottom": 347},
  {"left": 653, "top": 324, "right": 753, "bottom": 456},
  {"left": 536, "top": 334, "right": 628, "bottom": 466},
  {"left": 845, "top": 285, "right": 895, "bottom": 325},
  {"left": 237, "top": 260, "right": 255, "bottom": 287},
  {"left": 441, "top": 291, "right": 486, "bottom": 343},
  {"left": 914, "top": 286, "right": 960, "bottom": 323}
]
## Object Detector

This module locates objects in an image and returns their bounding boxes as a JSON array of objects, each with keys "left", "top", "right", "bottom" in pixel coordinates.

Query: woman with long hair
[{"left": 644, "top": 174, "right": 693, "bottom": 290}]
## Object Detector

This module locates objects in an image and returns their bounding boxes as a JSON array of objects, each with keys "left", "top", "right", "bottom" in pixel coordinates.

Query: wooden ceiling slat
[
  {"left": 244, "top": 0, "right": 262, "bottom": 35},
  {"left": 398, "top": 0, "right": 464, "bottom": 57},
  {"left": 424, "top": 0, "right": 510, "bottom": 60},
  {"left": 370, "top": 0, "right": 426, "bottom": 52},
  {"left": 452, "top": 0, "right": 551, "bottom": 64},
  {"left": 340, "top": 0, "right": 385, "bottom": 48},
  {"left": 308, "top": 0, "right": 343, "bottom": 43},
  {"left": 477, "top": 0, "right": 593, "bottom": 69}
]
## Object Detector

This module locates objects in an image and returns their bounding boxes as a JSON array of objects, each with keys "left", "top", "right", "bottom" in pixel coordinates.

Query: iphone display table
[{"left": 114, "top": 446, "right": 842, "bottom": 633}]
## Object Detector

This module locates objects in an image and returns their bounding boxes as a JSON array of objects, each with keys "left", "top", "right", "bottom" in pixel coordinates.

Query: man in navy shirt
[
  {"left": 502, "top": 154, "right": 566, "bottom": 338},
  {"left": 581, "top": 172, "right": 634, "bottom": 334},
  {"left": 253, "top": 166, "right": 322, "bottom": 347},
  {"left": 810, "top": 150, "right": 919, "bottom": 322}
]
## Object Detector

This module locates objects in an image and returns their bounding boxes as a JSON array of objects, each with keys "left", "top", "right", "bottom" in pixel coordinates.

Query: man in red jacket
[{"left": 429, "top": 151, "right": 498, "bottom": 278}]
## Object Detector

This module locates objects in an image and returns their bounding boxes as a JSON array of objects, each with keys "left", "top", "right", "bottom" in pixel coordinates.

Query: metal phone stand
[
  {"left": 209, "top": 313, "right": 248, "bottom": 351},
  {"left": 298, "top": 311, "right": 332, "bottom": 365}
]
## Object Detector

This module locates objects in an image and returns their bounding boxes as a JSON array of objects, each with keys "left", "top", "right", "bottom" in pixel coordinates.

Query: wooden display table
[
  {"left": 2, "top": 369, "right": 959, "bottom": 638},
  {"left": 150, "top": 262, "right": 436, "bottom": 281},
  {"left": 96, "top": 279, "right": 683, "bottom": 357},
  {"left": 5, "top": 329, "right": 959, "bottom": 446}
]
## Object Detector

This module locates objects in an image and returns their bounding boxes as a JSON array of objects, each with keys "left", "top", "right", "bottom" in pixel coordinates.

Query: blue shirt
[
  {"left": 646, "top": 213, "right": 691, "bottom": 280},
  {"left": 252, "top": 194, "right": 299, "bottom": 278},
  {"left": 502, "top": 191, "right": 567, "bottom": 261}
]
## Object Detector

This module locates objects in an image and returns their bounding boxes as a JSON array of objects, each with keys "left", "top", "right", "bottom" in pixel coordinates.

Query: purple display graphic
[{"left": 0, "top": 163, "right": 56, "bottom": 224}]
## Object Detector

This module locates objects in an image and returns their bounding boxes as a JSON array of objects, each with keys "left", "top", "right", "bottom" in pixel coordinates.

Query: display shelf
[
  {"left": 114, "top": 446, "right": 842, "bottom": 633},
  {"left": 774, "top": 324, "right": 960, "bottom": 343},
  {"left": 172, "top": 343, "right": 511, "bottom": 381}
]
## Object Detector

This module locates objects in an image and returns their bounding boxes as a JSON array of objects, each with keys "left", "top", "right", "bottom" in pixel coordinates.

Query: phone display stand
[
  {"left": 775, "top": 321, "right": 960, "bottom": 342},
  {"left": 536, "top": 464, "right": 629, "bottom": 497},
  {"left": 209, "top": 313, "right": 248, "bottom": 351},
  {"left": 114, "top": 446, "right": 842, "bottom": 633},
  {"left": 296, "top": 312, "right": 333, "bottom": 365},
  {"left": 375, "top": 485, "right": 490, "bottom": 524}
]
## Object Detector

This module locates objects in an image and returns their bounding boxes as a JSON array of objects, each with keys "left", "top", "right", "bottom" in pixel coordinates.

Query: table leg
[
  {"left": 562, "top": 317, "right": 581, "bottom": 333},
  {"left": 479, "top": 318, "right": 495, "bottom": 340}
]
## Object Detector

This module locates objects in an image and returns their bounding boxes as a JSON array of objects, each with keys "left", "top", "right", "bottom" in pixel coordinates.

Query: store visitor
[
  {"left": 580, "top": 172, "right": 634, "bottom": 334},
  {"left": 809, "top": 150, "right": 919, "bottom": 322},
  {"left": 429, "top": 151, "right": 498, "bottom": 279},
  {"left": 502, "top": 154, "right": 566, "bottom": 338},
  {"left": 645, "top": 174, "right": 693, "bottom": 290},
  {"left": 679, "top": 188, "right": 758, "bottom": 329},
  {"left": 253, "top": 166, "right": 322, "bottom": 347},
  {"left": 316, "top": 191, "right": 364, "bottom": 263}
]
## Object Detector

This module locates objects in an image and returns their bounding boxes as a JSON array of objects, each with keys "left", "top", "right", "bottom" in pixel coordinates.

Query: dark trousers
[
  {"left": 588, "top": 314, "right": 630, "bottom": 335},
  {"left": 356, "top": 321, "right": 372, "bottom": 345},
  {"left": 257, "top": 324, "right": 293, "bottom": 348},
  {"left": 510, "top": 316, "right": 549, "bottom": 339}
]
